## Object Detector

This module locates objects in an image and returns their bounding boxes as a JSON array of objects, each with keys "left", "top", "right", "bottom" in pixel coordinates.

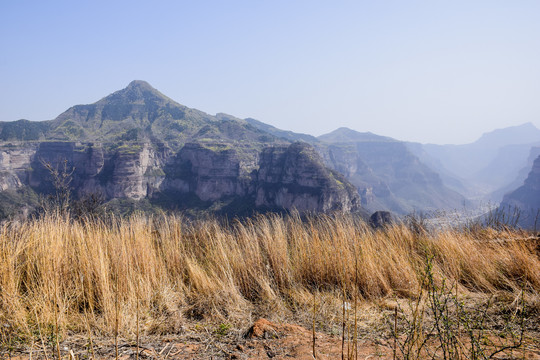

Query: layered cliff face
[
  {"left": 0, "top": 141, "right": 361, "bottom": 218},
  {"left": 0, "top": 141, "right": 170, "bottom": 203},
  {"left": 255, "top": 143, "right": 361, "bottom": 213},
  {"left": 500, "top": 155, "right": 540, "bottom": 228},
  {"left": 163, "top": 142, "right": 252, "bottom": 202},
  {"left": 245, "top": 121, "right": 468, "bottom": 214},
  {"left": 0, "top": 145, "right": 37, "bottom": 191},
  {"left": 28, "top": 142, "right": 168, "bottom": 200},
  {"left": 317, "top": 128, "right": 467, "bottom": 214}
]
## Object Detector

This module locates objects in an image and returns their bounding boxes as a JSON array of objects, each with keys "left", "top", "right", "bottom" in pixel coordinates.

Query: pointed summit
[
  {"left": 127, "top": 80, "right": 153, "bottom": 89},
  {"left": 96, "top": 80, "right": 176, "bottom": 106},
  {"left": 49, "top": 80, "right": 193, "bottom": 141},
  {"left": 46, "top": 80, "right": 279, "bottom": 148}
]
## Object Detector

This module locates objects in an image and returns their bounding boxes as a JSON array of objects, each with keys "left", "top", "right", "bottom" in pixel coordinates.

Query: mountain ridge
[
  {"left": 410, "top": 122, "right": 540, "bottom": 199},
  {"left": 3, "top": 80, "right": 530, "bottom": 217},
  {"left": 318, "top": 127, "right": 396, "bottom": 143},
  {"left": 243, "top": 120, "right": 469, "bottom": 214},
  {"left": 0, "top": 81, "right": 364, "bottom": 218}
]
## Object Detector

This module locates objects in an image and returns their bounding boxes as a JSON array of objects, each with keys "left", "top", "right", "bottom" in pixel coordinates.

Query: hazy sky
[{"left": 1, "top": 1, "right": 539, "bottom": 144}]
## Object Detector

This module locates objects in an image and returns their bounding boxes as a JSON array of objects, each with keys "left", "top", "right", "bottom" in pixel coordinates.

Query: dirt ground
[{"left": 4, "top": 318, "right": 540, "bottom": 360}]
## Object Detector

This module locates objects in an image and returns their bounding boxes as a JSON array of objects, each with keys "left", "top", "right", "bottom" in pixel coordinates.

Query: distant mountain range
[
  {"left": 407, "top": 123, "right": 540, "bottom": 201},
  {"left": 0, "top": 80, "right": 538, "bottom": 220},
  {"left": 406, "top": 122, "right": 540, "bottom": 228},
  {"left": 244, "top": 122, "right": 467, "bottom": 214}
]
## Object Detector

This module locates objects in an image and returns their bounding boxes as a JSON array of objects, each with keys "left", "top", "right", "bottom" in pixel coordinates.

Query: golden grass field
[{"left": 0, "top": 212, "right": 538, "bottom": 359}]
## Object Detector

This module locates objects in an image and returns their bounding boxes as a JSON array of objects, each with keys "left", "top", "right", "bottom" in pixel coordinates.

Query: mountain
[
  {"left": 491, "top": 147, "right": 540, "bottom": 202},
  {"left": 47, "top": 80, "right": 276, "bottom": 150},
  {"left": 415, "top": 123, "right": 540, "bottom": 198},
  {"left": 500, "top": 154, "right": 540, "bottom": 229},
  {"left": 474, "top": 122, "right": 540, "bottom": 148},
  {"left": 0, "top": 81, "right": 361, "bottom": 218},
  {"left": 244, "top": 118, "right": 318, "bottom": 143},
  {"left": 0, "top": 80, "right": 482, "bottom": 218},
  {"left": 317, "top": 128, "right": 467, "bottom": 214},
  {"left": 242, "top": 121, "right": 469, "bottom": 215},
  {"left": 317, "top": 127, "right": 394, "bottom": 143},
  {"left": 0, "top": 119, "right": 50, "bottom": 141}
]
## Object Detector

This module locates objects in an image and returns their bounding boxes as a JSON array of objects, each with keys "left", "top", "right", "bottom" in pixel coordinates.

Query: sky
[{"left": 1, "top": 1, "right": 539, "bottom": 145}]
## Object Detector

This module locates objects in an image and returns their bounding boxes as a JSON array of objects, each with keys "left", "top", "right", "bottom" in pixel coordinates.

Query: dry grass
[{"left": 0, "top": 212, "right": 538, "bottom": 349}]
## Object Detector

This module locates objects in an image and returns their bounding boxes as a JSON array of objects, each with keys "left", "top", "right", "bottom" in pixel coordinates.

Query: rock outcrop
[
  {"left": 318, "top": 128, "right": 467, "bottom": 214},
  {"left": 500, "top": 154, "right": 540, "bottom": 228},
  {"left": 0, "top": 144, "right": 37, "bottom": 191},
  {"left": 369, "top": 211, "right": 394, "bottom": 229},
  {"left": 163, "top": 142, "right": 251, "bottom": 202},
  {"left": 255, "top": 142, "right": 360, "bottom": 212}
]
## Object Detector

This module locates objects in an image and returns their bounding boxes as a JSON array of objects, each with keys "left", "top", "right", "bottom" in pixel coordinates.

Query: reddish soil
[{"left": 4, "top": 318, "right": 540, "bottom": 359}]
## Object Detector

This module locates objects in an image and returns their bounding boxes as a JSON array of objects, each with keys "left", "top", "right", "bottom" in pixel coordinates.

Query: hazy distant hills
[
  {"left": 317, "top": 127, "right": 394, "bottom": 143},
  {"left": 244, "top": 123, "right": 468, "bottom": 214},
  {"left": 500, "top": 152, "right": 540, "bottom": 229},
  {"left": 408, "top": 123, "right": 540, "bottom": 201},
  {"left": 316, "top": 128, "right": 467, "bottom": 214}
]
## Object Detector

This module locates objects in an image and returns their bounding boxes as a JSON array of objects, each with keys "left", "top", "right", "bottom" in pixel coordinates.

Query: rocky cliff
[
  {"left": 0, "top": 144, "right": 37, "bottom": 191},
  {"left": 244, "top": 121, "right": 468, "bottom": 215},
  {"left": 317, "top": 128, "right": 467, "bottom": 214},
  {"left": 255, "top": 143, "right": 360, "bottom": 213},
  {"left": 500, "top": 154, "right": 540, "bottom": 228},
  {"left": 0, "top": 139, "right": 361, "bottom": 217},
  {"left": 163, "top": 142, "right": 252, "bottom": 202},
  {"left": 0, "top": 81, "right": 364, "bottom": 217}
]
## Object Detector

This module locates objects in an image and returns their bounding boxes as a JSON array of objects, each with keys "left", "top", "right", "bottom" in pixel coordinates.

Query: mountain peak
[
  {"left": 318, "top": 127, "right": 394, "bottom": 143},
  {"left": 476, "top": 122, "right": 540, "bottom": 148},
  {"left": 96, "top": 80, "right": 175, "bottom": 106},
  {"left": 126, "top": 80, "right": 154, "bottom": 90}
]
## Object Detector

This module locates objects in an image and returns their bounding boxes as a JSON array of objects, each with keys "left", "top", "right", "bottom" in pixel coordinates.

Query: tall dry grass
[{"left": 0, "top": 212, "right": 538, "bottom": 343}]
